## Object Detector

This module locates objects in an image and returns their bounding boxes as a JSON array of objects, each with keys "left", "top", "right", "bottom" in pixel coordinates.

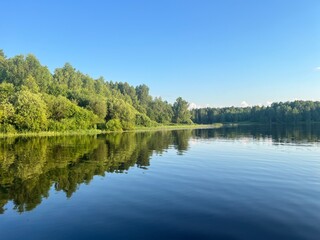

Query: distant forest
[
  {"left": 0, "top": 50, "right": 319, "bottom": 133},
  {"left": 192, "top": 101, "right": 320, "bottom": 124}
]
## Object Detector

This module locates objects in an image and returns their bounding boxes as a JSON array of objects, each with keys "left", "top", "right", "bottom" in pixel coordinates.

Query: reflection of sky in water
[{"left": 0, "top": 127, "right": 320, "bottom": 240}]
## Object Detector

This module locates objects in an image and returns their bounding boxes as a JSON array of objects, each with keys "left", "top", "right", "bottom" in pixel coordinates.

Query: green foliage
[
  {"left": 106, "top": 98, "right": 137, "bottom": 130},
  {"left": 13, "top": 90, "right": 48, "bottom": 132},
  {"left": 0, "top": 83, "right": 14, "bottom": 103},
  {"left": 136, "top": 84, "right": 152, "bottom": 108},
  {"left": 53, "top": 63, "right": 82, "bottom": 93},
  {"left": 22, "top": 75, "right": 40, "bottom": 93},
  {"left": 3, "top": 54, "right": 53, "bottom": 92},
  {"left": 87, "top": 96, "right": 107, "bottom": 120},
  {"left": 135, "top": 113, "right": 157, "bottom": 127},
  {"left": 3, "top": 50, "right": 319, "bottom": 133},
  {"left": 173, "top": 97, "right": 192, "bottom": 124},
  {"left": 44, "top": 95, "right": 99, "bottom": 131},
  {"left": 45, "top": 95, "right": 73, "bottom": 121},
  {"left": 0, "top": 87, "right": 16, "bottom": 132},
  {"left": 24, "top": 54, "right": 53, "bottom": 92},
  {"left": 147, "top": 97, "right": 173, "bottom": 124},
  {"left": 106, "top": 119, "right": 123, "bottom": 131},
  {"left": 0, "top": 50, "right": 195, "bottom": 133},
  {"left": 0, "top": 95, "right": 16, "bottom": 134},
  {"left": 0, "top": 49, "right": 5, "bottom": 58},
  {"left": 0, "top": 123, "right": 17, "bottom": 133},
  {"left": 192, "top": 101, "right": 320, "bottom": 124},
  {"left": 0, "top": 102, "right": 15, "bottom": 123}
]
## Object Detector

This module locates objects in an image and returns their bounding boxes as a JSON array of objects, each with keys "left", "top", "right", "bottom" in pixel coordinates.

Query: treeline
[
  {"left": 2, "top": 50, "right": 320, "bottom": 132},
  {"left": 0, "top": 50, "right": 192, "bottom": 133},
  {"left": 192, "top": 101, "right": 320, "bottom": 124}
]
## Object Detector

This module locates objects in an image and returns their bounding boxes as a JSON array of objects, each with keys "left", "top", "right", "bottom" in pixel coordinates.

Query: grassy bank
[
  {"left": 0, "top": 123, "right": 224, "bottom": 138},
  {"left": 133, "top": 123, "right": 224, "bottom": 132},
  {"left": 0, "top": 129, "right": 105, "bottom": 138}
]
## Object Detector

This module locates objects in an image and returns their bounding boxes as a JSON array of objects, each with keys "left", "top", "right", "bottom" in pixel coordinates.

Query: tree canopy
[{"left": 0, "top": 50, "right": 193, "bottom": 133}]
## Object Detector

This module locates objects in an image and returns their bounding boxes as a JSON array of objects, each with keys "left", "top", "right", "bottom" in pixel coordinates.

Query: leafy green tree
[
  {"left": 0, "top": 82, "right": 14, "bottom": 103},
  {"left": 24, "top": 54, "right": 53, "bottom": 92},
  {"left": 13, "top": 90, "right": 48, "bottom": 132},
  {"left": 0, "top": 50, "right": 8, "bottom": 82},
  {"left": 5, "top": 55, "right": 28, "bottom": 87},
  {"left": 0, "top": 103, "right": 15, "bottom": 122},
  {"left": 87, "top": 96, "right": 107, "bottom": 120},
  {"left": 2, "top": 54, "right": 52, "bottom": 92},
  {"left": 105, "top": 119, "right": 123, "bottom": 131},
  {"left": 44, "top": 95, "right": 99, "bottom": 131},
  {"left": 135, "top": 112, "right": 157, "bottom": 127},
  {"left": 45, "top": 95, "right": 74, "bottom": 121},
  {"left": 147, "top": 97, "right": 173, "bottom": 124},
  {"left": 53, "top": 63, "right": 82, "bottom": 95},
  {"left": 0, "top": 102, "right": 16, "bottom": 133},
  {"left": 136, "top": 84, "right": 152, "bottom": 112},
  {"left": 94, "top": 77, "right": 111, "bottom": 97},
  {"left": 172, "top": 97, "right": 192, "bottom": 124},
  {"left": 22, "top": 75, "right": 40, "bottom": 93},
  {"left": 106, "top": 98, "right": 136, "bottom": 130}
]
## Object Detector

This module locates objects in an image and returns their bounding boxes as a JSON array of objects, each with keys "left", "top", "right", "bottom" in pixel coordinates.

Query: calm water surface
[{"left": 0, "top": 125, "right": 320, "bottom": 240}]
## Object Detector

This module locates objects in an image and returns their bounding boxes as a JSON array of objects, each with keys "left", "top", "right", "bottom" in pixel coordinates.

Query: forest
[
  {"left": 1, "top": 50, "right": 320, "bottom": 134},
  {"left": 191, "top": 101, "right": 320, "bottom": 124},
  {"left": 0, "top": 50, "right": 192, "bottom": 133}
]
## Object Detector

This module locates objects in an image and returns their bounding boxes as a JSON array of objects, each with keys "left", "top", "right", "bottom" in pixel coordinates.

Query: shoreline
[
  {"left": 1, "top": 122, "right": 318, "bottom": 138},
  {"left": 0, "top": 124, "right": 224, "bottom": 138}
]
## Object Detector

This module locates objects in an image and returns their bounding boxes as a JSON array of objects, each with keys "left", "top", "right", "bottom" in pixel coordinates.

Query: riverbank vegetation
[
  {"left": 0, "top": 50, "right": 192, "bottom": 133},
  {"left": 1, "top": 50, "right": 320, "bottom": 135}
]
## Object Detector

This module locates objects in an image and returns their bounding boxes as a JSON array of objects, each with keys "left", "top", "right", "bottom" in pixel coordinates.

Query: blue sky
[{"left": 1, "top": 0, "right": 319, "bottom": 107}]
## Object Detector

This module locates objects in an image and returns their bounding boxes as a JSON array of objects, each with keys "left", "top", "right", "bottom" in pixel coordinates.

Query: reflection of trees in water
[
  {"left": 173, "top": 130, "right": 192, "bottom": 155},
  {"left": 0, "top": 130, "right": 191, "bottom": 214},
  {"left": 194, "top": 124, "right": 320, "bottom": 144},
  {"left": 1, "top": 125, "right": 319, "bottom": 214}
]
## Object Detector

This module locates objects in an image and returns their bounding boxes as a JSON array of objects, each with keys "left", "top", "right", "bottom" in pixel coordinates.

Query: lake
[{"left": 0, "top": 124, "right": 320, "bottom": 240}]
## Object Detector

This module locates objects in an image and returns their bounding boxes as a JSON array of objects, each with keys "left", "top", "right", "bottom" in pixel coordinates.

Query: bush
[
  {"left": 47, "top": 120, "right": 66, "bottom": 132},
  {"left": 0, "top": 123, "right": 17, "bottom": 134},
  {"left": 96, "top": 122, "right": 106, "bottom": 130},
  {"left": 105, "top": 119, "right": 123, "bottom": 132}
]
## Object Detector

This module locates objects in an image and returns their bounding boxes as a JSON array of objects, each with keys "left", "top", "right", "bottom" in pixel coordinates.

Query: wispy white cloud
[
  {"left": 190, "top": 101, "right": 277, "bottom": 109},
  {"left": 188, "top": 102, "right": 198, "bottom": 110},
  {"left": 314, "top": 67, "right": 320, "bottom": 71},
  {"left": 240, "top": 101, "right": 249, "bottom": 108},
  {"left": 266, "top": 101, "right": 273, "bottom": 106},
  {"left": 188, "top": 102, "right": 212, "bottom": 109}
]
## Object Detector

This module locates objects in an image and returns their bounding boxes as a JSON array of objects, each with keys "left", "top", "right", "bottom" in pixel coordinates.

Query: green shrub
[
  {"left": 0, "top": 123, "right": 17, "bottom": 133},
  {"left": 105, "top": 119, "right": 123, "bottom": 132}
]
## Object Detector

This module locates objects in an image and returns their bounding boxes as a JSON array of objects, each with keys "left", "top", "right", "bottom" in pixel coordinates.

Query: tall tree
[
  {"left": 13, "top": 90, "right": 48, "bottom": 132},
  {"left": 172, "top": 97, "right": 192, "bottom": 124},
  {"left": 136, "top": 84, "right": 152, "bottom": 110}
]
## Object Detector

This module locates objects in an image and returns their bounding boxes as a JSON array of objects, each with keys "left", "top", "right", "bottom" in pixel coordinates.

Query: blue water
[{"left": 0, "top": 126, "right": 320, "bottom": 239}]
